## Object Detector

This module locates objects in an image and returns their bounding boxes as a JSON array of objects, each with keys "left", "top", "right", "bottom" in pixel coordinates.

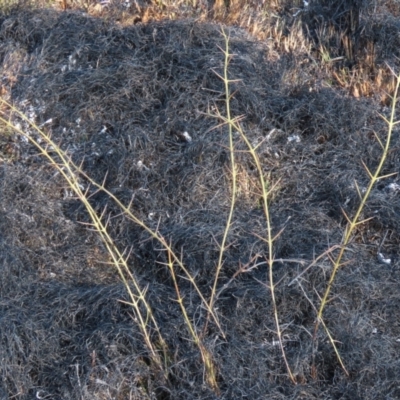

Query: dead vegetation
[{"left": 0, "top": 0, "right": 400, "bottom": 399}]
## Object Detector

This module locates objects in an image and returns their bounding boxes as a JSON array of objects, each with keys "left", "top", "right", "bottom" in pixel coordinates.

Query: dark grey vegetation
[{"left": 0, "top": 0, "right": 400, "bottom": 398}]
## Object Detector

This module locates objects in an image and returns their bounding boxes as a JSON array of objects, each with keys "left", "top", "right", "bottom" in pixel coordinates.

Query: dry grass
[{"left": 1, "top": 1, "right": 400, "bottom": 399}]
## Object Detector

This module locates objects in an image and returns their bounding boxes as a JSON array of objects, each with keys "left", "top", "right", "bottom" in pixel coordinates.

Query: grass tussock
[{"left": 1, "top": 1, "right": 400, "bottom": 399}]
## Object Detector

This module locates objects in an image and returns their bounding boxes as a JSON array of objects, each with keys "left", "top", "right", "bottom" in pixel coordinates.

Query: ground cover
[{"left": 0, "top": 1, "right": 400, "bottom": 398}]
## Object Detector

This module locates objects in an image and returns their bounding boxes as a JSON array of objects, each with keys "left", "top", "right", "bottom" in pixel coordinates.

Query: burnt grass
[{"left": 0, "top": 1, "right": 400, "bottom": 399}]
